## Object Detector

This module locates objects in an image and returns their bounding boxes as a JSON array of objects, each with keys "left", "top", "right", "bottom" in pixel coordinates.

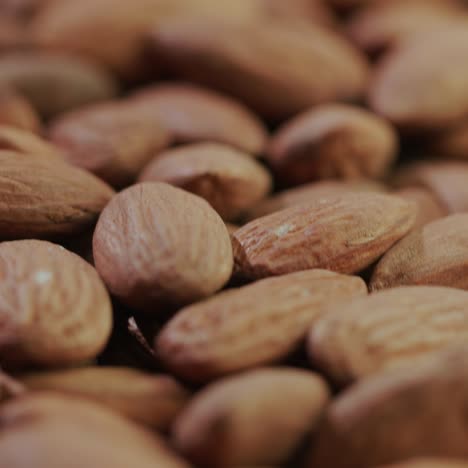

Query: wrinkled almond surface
[
  {"left": 93, "top": 182, "right": 233, "bottom": 313},
  {"left": 156, "top": 269, "right": 366, "bottom": 382},
  {"left": 138, "top": 143, "right": 272, "bottom": 221},
  {"left": 0, "top": 240, "right": 112, "bottom": 369},
  {"left": 173, "top": 368, "right": 329, "bottom": 467},
  {"left": 233, "top": 192, "right": 416, "bottom": 280},
  {"left": 309, "top": 286, "right": 468, "bottom": 384}
]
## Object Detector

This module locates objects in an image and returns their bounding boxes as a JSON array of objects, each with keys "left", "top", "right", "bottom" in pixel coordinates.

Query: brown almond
[
  {"left": 245, "top": 179, "right": 387, "bottom": 221},
  {"left": 308, "top": 347, "right": 468, "bottom": 467},
  {"left": 369, "top": 27, "right": 468, "bottom": 130},
  {"left": 93, "top": 182, "right": 233, "bottom": 313},
  {"left": 0, "top": 393, "right": 190, "bottom": 468},
  {"left": 233, "top": 192, "right": 416, "bottom": 280},
  {"left": 0, "top": 151, "right": 113, "bottom": 239},
  {"left": 346, "top": 0, "right": 466, "bottom": 55},
  {"left": 371, "top": 214, "right": 468, "bottom": 291},
  {"left": 130, "top": 84, "right": 268, "bottom": 155},
  {"left": 308, "top": 286, "right": 468, "bottom": 384},
  {"left": 0, "top": 240, "right": 112, "bottom": 369},
  {"left": 0, "top": 52, "right": 118, "bottom": 118},
  {"left": 156, "top": 270, "right": 366, "bottom": 382},
  {"left": 19, "top": 367, "right": 188, "bottom": 430},
  {"left": 267, "top": 104, "right": 397, "bottom": 185},
  {"left": 173, "top": 368, "right": 329, "bottom": 467},
  {"left": 394, "top": 187, "right": 447, "bottom": 229},
  {"left": 49, "top": 101, "right": 171, "bottom": 188},
  {"left": 379, "top": 459, "right": 468, "bottom": 468},
  {"left": 394, "top": 161, "right": 468, "bottom": 214},
  {"left": 0, "top": 89, "right": 40, "bottom": 133},
  {"left": 138, "top": 143, "right": 272, "bottom": 221},
  {"left": 150, "top": 19, "right": 369, "bottom": 119}
]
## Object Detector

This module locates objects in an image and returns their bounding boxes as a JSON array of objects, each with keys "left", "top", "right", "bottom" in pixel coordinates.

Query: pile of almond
[{"left": 2, "top": 1, "right": 468, "bottom": 467}]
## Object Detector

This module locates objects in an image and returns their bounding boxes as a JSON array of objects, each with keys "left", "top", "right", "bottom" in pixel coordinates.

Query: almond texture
[
  {"left": 156, "top": 270, "right": 366, "bottom": 382},
  {"left": 0, "top": 240, "right": 112, "bottom": 369},
  {"left": 233, "top": 192, "right": 416, "bottom": 280},
  {"left": 93, "top": 182, "right": 233, "bottom": 313}
]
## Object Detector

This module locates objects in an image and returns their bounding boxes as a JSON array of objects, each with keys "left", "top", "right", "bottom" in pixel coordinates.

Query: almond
[
  {"left": 394, "top": 161, "right": 468, "bottom": 214},
  {"left": 49, "top": 101, "right": 171, "bottom": 188},
  {"left": 0, "top": 89, "right": 41, "bottom": 133},
  {"left": 130, "top": 84, "right": 268, "bottom": 155},
  {"left": 0, "top": 240, "right": 112, "bottom": 369},
  {"left": 173, "top": 368, "right": 329, "bottom": 467},
  {"left": 267, "top": 104, "right": 397, "bottom": 185},
  {"left": 371, "top": 214, "right": 468, "bottom": 290},
  {"left": 93, "top": 182, "right": 233, "bottom": 313},
  {"left": 156, "top": 270, "right": 366, "bottom": 382},
  {"left": 308, "top": 286, "right": 468, "bottom": 384},
  {"left": 245, "top": 179, "right": 387, "bottom": 221},
  {"left": 138, "top": 143, "right": 272, "bottom": 221},
  {"left": 233, "top": 192, "right": 416, "bottom": 280},
  {"left": 0, "top": 52, "right": 118, "bottom": 118},
  {"left": 379, "top": 460, "right": 468, "bottom": 468},
  {"left": 0, "top": 393, "right": 190, "bottom": 468},
  {"left": 369, "top": 27, "right": 468, "bottom": 130},
  {"left": 308, "top": 347, "right": 468, "bottom": 467},
  {"left": 0, "top": 151, "right": 114, "bottom": 239},
  {"left": 150, "top": 19, "right": 369, "bottom": 119},
  {"left": 19, "top": 367, "right": 189, "bottom": 430}
]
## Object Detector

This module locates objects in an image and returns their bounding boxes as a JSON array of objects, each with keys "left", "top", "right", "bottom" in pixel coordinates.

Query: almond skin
[
  {"left": 150, "top": 19, "right": 369, "bottom": 119},
  {"left": 233, "top": 192, "right": 416, "bottom": 280},
  {"left": 156, "top": 270, "right": 366, "bottom": 382},
  {"left": 379, "top": 460, "right": 468, "bottom": 468},
  {"left": 308, "top": 286, "right": 468, "bottom": 384},
  {"left": 0, "top": 89, "right": 41, "bottom": 132},
  {"left": 0, "top": 393, "right": 191, "bottom": 468},
  {"left": 19, "top": 367, "right": 189, "bottom": 430},
  {"left": 93, "top": 182, "right": 233, "bottom": 313},
  {"left": 0, "top": 52, "right": 118, "bottom": 118},
  {"left": 245, "top": 179, "right": 387, "bottom": 221},
  {"left": 371, "top": 214, "right": 468, "bottom": 291},
  {"left": 49, "top": 101, "right": 171, "bottom": 188},
  {"left": 173, "top": 368, "right": 329, "bottom": 467},
  {"left": 0, "top": 240, "right": 112, "bottom": 370},
  {"left": 138, "top": 143, "right": 272, "bottom": 221},
  {"left": 308, "top": 347, "right": 468, "bottom": 467},
  {"left": 394, "top": 161, "right": 468, "bottom": 214},
  {"left": 0, "top": 151, "right": 114, "bottom": 239},
  {"left": 369, "top": 27, "right": 468, "bottom": 130},
  {"left": 267, "top": 104, "right": 398, "bottom": 186},
  {"left": 130, "top": 84, "right": 268, "bottom": 155}
]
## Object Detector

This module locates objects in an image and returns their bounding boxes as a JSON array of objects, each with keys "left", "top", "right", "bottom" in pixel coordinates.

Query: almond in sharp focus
[
  {"left": 49, "top": 101, "right": 171, "bottom": 188},
  {"left": 233, "top": 192, "right": 416, "bottom": 280},
  {"left": 0, "top": 151, "right": 113, "bottom": 239},
  {"left": 308, "top": 286, "right": 468, "bottom": 384},
  {"left": 19, "top": 367, "right": 189, "bottom": 430},
  {"left": 93, "top": 182, "right": 233, "bottom": 313},
  {"left": 150, "top": 19, "right": 369, "bottom": 119},
  {"left": 308, "top": 347, "right": 468, "bottom": 467},
  {"left": 129, "top": 83, "right": 268, "bottom": 155},
  {"left": 138, "top": 143, "right": 272, "bottom": 221},
  {"left": 173, "top": 368, "right": 329, "bottom": 467},
  {"left": 0, "top": 240, "right": 112, "bottom": 370},
  {"left": 156, "top": 269, "right": 366, "bottom": 382},
  {"left": 0, "top": 89, "right": 41, "bottom": 133},
  {"left": 267, "top": 104, "right": 398, "bottom": 186},
  {"left": 0, "top": 393, "right": 190, "bottom": 468}
]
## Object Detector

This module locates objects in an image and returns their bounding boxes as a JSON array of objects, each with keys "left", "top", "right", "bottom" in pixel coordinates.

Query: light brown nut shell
[
  {"left": 0, "top": 89, "right": 41, "bottom": 133},
  {"left": 138, "top": 143, "right": 272, "bottom": 221},
  {"left": 93, "top": 182, "right": 233, "bottom": 313},
  {"left": 309, "top": 286, "right": 468, "bottom": 384},
  {"left": 19, "top": 367, "right": 189, "bottom": 430},
  {"left": 233, "top": 192, "right": 416, "bottom": 280},
  {"left": 0, "top": 240, "right": 112, "bottom": 369},
  {"left": 267, "top": 104, "right": 398, "bottom": 185},
  {"left": 173, "top": 368, "right": 329, "bottom": 467},
  {"left": 156, "top": 269, "right": 366, "bottom": 382}
]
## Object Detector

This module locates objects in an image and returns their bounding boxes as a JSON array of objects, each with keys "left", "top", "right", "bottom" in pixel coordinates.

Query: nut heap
[{"left": 2, "top": 1, "right": 468, "bottom": 467}]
